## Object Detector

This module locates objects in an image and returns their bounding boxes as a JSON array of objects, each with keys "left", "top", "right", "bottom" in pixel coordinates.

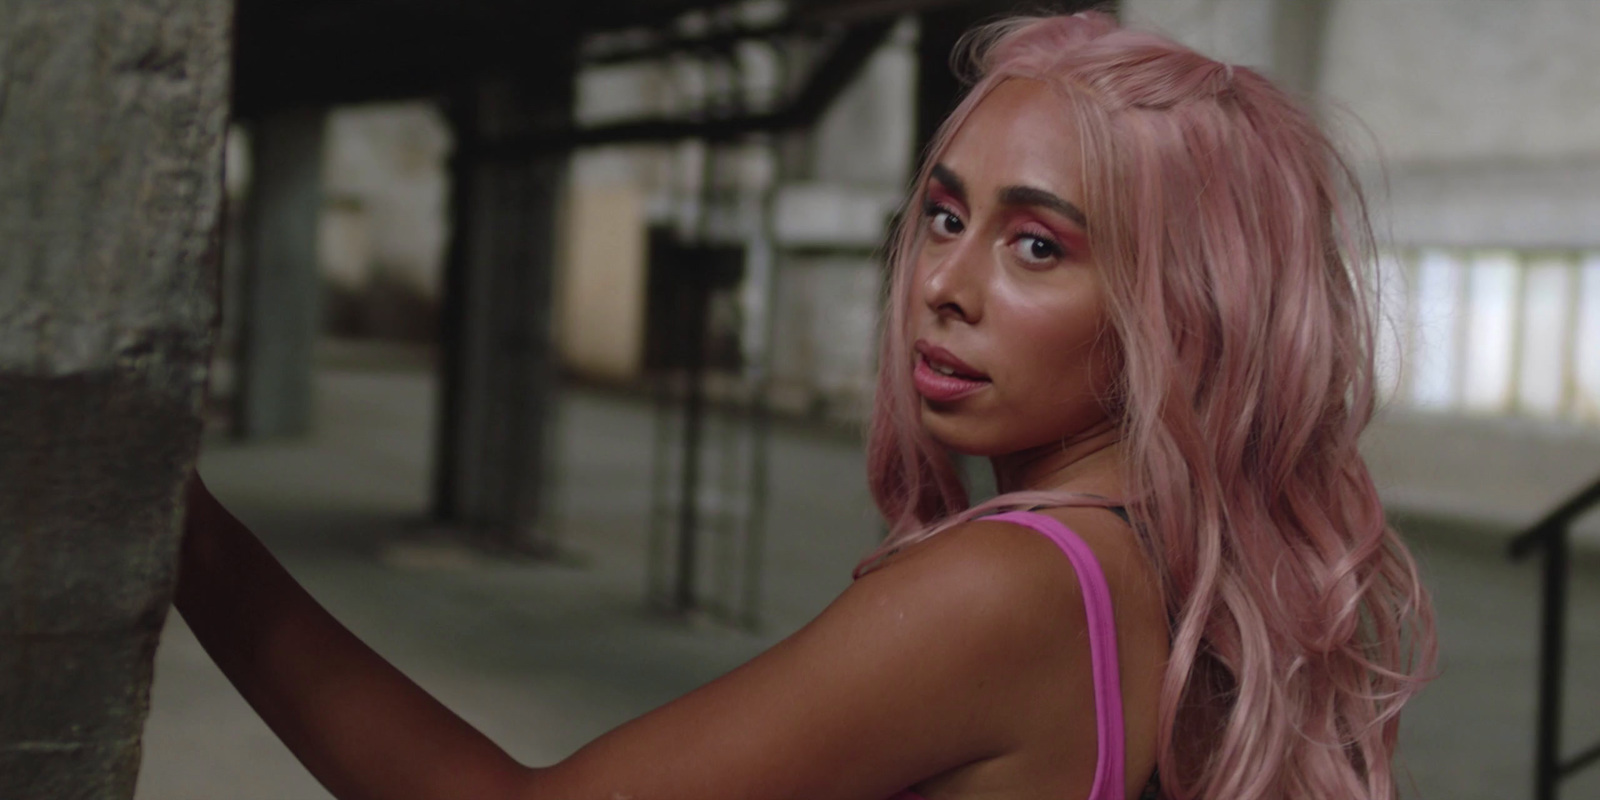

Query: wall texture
[
  {"left": 1321, "top": 0, "right": 1600, "bottom": 164},
  {"left": 0, "top": 1, "right": 231, "bottom": 796},
  {"left": 1128, "top": 0, "right": 1600, "bottom": 248}
]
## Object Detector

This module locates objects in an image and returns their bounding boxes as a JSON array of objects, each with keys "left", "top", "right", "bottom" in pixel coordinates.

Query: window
[{"left": 1378, "top": 248, "right": 1600, "bottom": 427}]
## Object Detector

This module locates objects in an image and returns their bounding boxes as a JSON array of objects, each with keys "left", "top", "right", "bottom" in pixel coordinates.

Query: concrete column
[
  {"left": 0, "top": 1, "right": 231, "bottom": 797},
  {"left": 1121, "top": 0, "right": 1330, "bottom": 94},
  {"left": 434, "top": 76, "right": 572, "bottom": 553},
  {"left": 233, "top": 108, "right": 326, "bottom": 438}
]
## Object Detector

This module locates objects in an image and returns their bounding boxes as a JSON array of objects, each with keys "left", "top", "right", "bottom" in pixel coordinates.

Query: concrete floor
[{"left": 135, "top": 360, "right": 1600, "bottom": 799}]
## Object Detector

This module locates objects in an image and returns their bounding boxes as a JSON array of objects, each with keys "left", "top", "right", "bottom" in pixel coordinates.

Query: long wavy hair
[{"left": 862, "top": 11, "right": 1436, "bottom": 800}]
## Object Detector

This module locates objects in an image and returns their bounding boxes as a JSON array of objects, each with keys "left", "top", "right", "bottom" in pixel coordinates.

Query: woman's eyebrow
[
  {"left": 929, "top": 163, "right": 967, "bottom": 201},
  {"left": 999, "top": 185, "right": 1087, "bottom": 227},
  {"left": 931, "top": 163, "right": 1087, "bottom": 227}
]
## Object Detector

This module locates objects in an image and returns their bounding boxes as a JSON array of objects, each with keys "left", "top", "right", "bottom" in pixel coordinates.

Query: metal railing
[{"left": 1507, "top": 471, "right": 1600, "bottom": 800}]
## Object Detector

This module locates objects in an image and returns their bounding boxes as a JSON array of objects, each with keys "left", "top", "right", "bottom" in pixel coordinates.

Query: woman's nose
[{"left": 921, "top": 244, "right": 984, "bottom": 324}]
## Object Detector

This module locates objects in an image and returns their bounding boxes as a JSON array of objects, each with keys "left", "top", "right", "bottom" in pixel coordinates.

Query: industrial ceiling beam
[
  {"left": 231, "top": 0, "right": 978, "bottom": 115},
  {"left": 474, "top": 18, "right": 896, "bottom": 157}
]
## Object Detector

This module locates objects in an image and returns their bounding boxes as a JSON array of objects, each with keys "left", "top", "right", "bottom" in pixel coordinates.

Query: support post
[
  {"left": 433, "top": 74, "right": 573, "bottom": 553},
  {"left": 1533, "top": 529, "right": 1569, "bottom": 800},
  {"left": 0, "top": 1, "right": 231, "bottom": 796},
  {"left": 233, "top": 108, "right": 326, "bottom": 439},
  {"left": 673, "top": 278, "right": 712, "bottom": 610}
]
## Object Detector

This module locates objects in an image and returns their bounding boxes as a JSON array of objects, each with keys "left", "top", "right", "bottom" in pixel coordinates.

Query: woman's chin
[{"left": 919, "top": 414, "right": 1011, "bottom": 458}]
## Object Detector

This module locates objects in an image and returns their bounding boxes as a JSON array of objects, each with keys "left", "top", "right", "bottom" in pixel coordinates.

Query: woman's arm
[
  {"left": 176, "top": 476, "right": 1096, "bottom": 800},
  {"left": 175, "top": 477, "right": 532, "bottom": 800}
]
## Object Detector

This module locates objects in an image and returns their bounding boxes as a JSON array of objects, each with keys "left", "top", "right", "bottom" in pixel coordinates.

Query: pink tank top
[{"left": 886, "top": 511, "right": 1127, "bottom": 800}]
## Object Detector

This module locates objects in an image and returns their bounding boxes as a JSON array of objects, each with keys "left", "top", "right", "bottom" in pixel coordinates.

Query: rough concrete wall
[
  {"left": 1129, "top": 0, "right": 1600, "bottom": 248},
  {"left": 0, "top": 1, "right": 231, "bottom": 797},
  {"left": 1318, "top": 0, "right": 1600, "bottom": 248},
  {"left": 1321, "top": 0, "right": 1600, "bottom": 164}
]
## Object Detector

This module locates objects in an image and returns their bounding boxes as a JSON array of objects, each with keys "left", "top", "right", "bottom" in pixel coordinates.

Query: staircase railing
[{"left": 1508, "top": 472, "right": 1600, "bottom": 800}]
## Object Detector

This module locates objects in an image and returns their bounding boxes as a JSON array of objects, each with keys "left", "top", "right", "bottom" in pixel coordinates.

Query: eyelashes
[
  {"left": 923, "top": 199, "right": 964, "bottom": 237},
  {"left": 921, "top": 198, "right": 1070, "bottom": 265},
  {"left": 1014, "top": 233, "right": 1063, "bottom": 263}
]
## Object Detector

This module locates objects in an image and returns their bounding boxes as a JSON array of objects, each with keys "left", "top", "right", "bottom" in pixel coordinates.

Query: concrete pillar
[
  {"left": 233, "top": 109, "right": 326, "bottom": 438},
  {"left": 1121, "top": 0, "right": 1331, "bottom": 94},
  {"left": 0, "top": 1, "right": 231, "bottom": 797},
  {"left": 433, "top": 76, "right": 573, "bottom": 553}
]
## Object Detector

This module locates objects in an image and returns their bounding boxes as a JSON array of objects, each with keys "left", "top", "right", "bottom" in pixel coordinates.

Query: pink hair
[{"left": 862, "top": 12, "right": 1436, "bottom": 800}]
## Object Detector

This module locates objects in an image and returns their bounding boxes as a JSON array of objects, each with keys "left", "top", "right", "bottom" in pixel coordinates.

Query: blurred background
[{"left": 135, "top": 1, "right": 1600, "bottom": 798}]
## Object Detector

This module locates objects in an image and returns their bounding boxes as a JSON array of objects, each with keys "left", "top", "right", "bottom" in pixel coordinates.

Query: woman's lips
[{"left": 912, "top": 342, "right": 990, "bottom": 403}]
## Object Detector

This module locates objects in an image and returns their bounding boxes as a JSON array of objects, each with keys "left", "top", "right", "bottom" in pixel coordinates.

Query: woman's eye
[
  {"left": 1014, "top": 234, "right": 1063, "bottom": 264},
  {"left": 926, "top": 205, "right": 964, "bottom": 237}
]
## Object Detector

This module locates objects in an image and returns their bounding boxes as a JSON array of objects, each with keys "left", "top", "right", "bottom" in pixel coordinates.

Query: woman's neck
[{"left": 989, "top": 420, "right": 1126, "bottom": 497}]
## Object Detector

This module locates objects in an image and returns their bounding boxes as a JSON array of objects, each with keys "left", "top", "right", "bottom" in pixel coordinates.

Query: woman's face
[{"left": 909, "top": 78, "right": 1119, "bottom": 460}]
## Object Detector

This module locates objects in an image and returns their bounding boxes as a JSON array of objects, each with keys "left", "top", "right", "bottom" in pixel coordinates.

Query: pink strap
[
  {"left": 986, "top": 511, "right": 1126, "bottom": 800},
  {"left": 886, "top": 511, "right": 1127, "bottom": 800}
]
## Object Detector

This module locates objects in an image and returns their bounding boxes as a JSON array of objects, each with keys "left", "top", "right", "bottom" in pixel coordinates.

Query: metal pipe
[
  {"left": 1533, "top": 527, "right": 1570, "bottom": 800},
  {"left": 674, "top": 281, "right": 711, "bottom": 612},
  {"left": 1560, "top": 737, "right": 1600, "bottom": 777}
]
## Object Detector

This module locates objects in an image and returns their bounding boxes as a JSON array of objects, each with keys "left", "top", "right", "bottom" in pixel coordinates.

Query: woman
[{"left": 178, "top": 11, "right": 1436, "bottom": 800}]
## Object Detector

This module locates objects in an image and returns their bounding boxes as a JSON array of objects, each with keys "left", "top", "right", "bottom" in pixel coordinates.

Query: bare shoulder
[
  {"left": 874, "top": 509, "right": 1156, "bottom": 611},
  {"left": 854, "top": 519, "right": 1098, "bottom": 667},
  {"left": 871, "top": 509, "right": 1164, "bottom": 662},
  {"left": 870, "top": 519, "right": 1094, "bottom": 608}
]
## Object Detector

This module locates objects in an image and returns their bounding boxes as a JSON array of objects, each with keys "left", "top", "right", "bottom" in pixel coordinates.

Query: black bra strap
[{"left": 1021, "top": 501, "right": 1132, "bottom": 527}]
